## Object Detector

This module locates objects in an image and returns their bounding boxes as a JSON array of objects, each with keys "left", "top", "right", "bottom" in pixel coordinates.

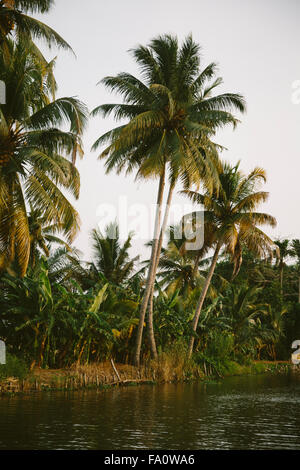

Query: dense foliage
[
  {"left": 1, "top": 230, "right": 299, "bottom": 368},
  {"left": 0, "top": 2, "right": 299, "bottom": 371}
]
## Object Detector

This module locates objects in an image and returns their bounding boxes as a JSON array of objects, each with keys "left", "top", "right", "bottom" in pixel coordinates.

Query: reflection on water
[{"left": 0, "top": 372, "right": 300, "bottom": 449}]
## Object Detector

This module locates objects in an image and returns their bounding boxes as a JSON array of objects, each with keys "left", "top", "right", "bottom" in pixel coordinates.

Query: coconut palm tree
[
  {"left": 155, "top": 225, "right": 210, "bottom": 297},
  {"left": 27, "top": 205, "right": 73, "bottom": 268},
  {"left": 0, "top": 39, "right": 88, "bottom": 276},
  {"left": 89, "top": 222, "right": 139, "bottom": 285},
  {"left": 183, "top": 161, "right": 277, "bottom": 357},
  {"left": 0, "top": 0, "right": 71, "bottom": 50},
  {"left": 92, "top": 34, "right": 246, "bottom": 365},
  {"left": 221, "top": 285, "right": 272, "bottom": 355},
  {"left": 41, "top": 245, "right": 84, "bottom": 286},
  {"left": 264, "top": 303, "right": 287, "bottom": 360}
]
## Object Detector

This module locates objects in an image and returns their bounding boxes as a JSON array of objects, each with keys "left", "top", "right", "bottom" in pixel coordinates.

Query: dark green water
[{"left": 0, "top": 373, "right": 300, "bottom": 450}]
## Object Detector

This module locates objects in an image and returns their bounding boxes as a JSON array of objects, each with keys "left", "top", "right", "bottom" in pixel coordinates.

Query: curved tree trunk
[
  {"left": 187, "top": 241, "right": 221, "bottom": 359},
  {"left": 133, "top": 168, "right": 165, "bottom": 366},
  {"left": 147, "top": 181, "right": 175, "bottom": 359}
]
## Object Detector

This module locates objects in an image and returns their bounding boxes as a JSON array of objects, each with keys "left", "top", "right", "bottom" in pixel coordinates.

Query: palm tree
[
  {"left": 274, "top": 239, "right": 292, "bottom": 298},
  {"left": 0, "top": 39, "right": 88, "bottom": 276},
  {"left": 159, "top": 247, "right": 201, "bottom": 298},
  {"left": 156, "top": 225, "right": 210, "bottom": 297},
  {"left": 90, "top": 222, "right": 138, "bottom": 285},
  {"left": 92, "top": 34, "right": 246, "bottom": 365},
  {"left": 221, "top": 284, "right": 274, "bottom": 357},
  {"left": 43, "top": 245, "right": 83, "bottom": 285},
  {"left": 183, "top": 161, "right": 277, "bottom": 357},
  {"left": 27, "top": 205, "right": 73, "bottom": 268},
  {"left": 264, "top": 303, "right": 287, "bottom": 359},
  {"left": 0, "top": 0, "right": 71, "bottom": 50}
]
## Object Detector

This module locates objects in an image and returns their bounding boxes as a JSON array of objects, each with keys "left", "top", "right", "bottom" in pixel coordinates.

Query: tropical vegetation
[{"left": 0, "top": 3, "right": 299, "bottom": 380}]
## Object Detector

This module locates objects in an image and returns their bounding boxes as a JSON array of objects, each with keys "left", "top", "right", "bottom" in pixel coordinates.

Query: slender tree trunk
[
  {"left": 298, "top": 276, "right": 300, "bottom": 304},
  {"left": 187, "top": 241, "right": 222, "bottom": 359},
  {"left": 147, "top": 286, "right": 157, "bottom": 358},
  {"left": 147, "top": 181, "right": 175, "bottom": 359},
  {"left": 192, "top": 252, "right": 201, "bottom": 279},
  {"left": 133, "top": 168, "right": 165, "bottom": 366},
  {"left": 280, "top": 265, "right": 283, "bottom": 298}
]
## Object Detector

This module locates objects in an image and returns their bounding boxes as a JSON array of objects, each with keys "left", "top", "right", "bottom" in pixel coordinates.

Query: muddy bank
[{"left": 0, "top": 360, "right": 295, "bottom": 395}]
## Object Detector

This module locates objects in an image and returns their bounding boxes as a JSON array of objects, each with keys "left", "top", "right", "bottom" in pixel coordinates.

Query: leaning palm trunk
[
  {"left": 147, "top": 181, "right": 175, "bottom": 359},
  {"left": 187, "top": 241, "right": 222, "bottom": 359},
  {"left": 133, "top": 169, "right": 165, "bottom": 366},
  {"left": 192, "top": 252, "right": 202, "bottom": 279}
]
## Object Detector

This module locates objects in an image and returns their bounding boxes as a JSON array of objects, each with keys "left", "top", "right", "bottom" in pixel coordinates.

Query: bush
[
  {"left": 0, "top": 354, "right": 29, "bottom": 380},
  {"left": 149, "top": 340, "right": 202, "bottom": 382},
  {"left": 205, "top": 331, "right": 235, "bottom": 360}
]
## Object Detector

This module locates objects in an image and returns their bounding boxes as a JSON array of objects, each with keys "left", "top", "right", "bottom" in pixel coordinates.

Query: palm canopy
[
  {"left": 27, "top": 205, "right": 73, "bottom": 266},
  {"left": 156, "top": 225, "right": 209, "bottom": 297},
  {"left": 183, "top": 161, "right": 277, "bottom": 278},
  {"left": 90, "top": 222, "right": 139, "bottom": 285},
  {"left": 0, "top": 0, "right": 72, "bottom": 51},
  {"left": 0, "top": 39, "right": 88, "bottom": 276},
  {"left": 291, "top": 239, "right": 300, "bottom": 266},
  {"left": 92, "top": 34, "right": 246, "bottom": 189},
  {"left": 274, "top": 239, "right": 293, "bottom": 266},
  {"left": 218, "top": 284, "right": 276, "bottom": 354}
]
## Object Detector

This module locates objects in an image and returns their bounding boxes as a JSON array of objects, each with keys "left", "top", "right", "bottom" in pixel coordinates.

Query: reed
[{"left": 0, "top": 357, "right": 294, "bottom": 395}]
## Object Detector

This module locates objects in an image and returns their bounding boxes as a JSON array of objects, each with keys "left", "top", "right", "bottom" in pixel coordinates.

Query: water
[{"left": 0, "top": 373, "right": 300, "bottom": 449}]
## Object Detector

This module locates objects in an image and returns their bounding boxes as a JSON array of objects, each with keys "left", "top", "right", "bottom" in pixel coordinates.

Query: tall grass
[{"left": 148, "top": 341, "right": 203, "bottom": 382}]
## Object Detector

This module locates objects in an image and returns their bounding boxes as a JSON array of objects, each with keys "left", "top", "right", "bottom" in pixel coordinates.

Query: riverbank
[{"left": 0, "top": 358, "right": 294, "bottom": 395}]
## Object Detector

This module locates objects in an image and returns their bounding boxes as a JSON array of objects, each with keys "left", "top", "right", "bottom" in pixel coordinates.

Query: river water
[{"left": 0, "top": 373, "right": 299, "bottom": 449}]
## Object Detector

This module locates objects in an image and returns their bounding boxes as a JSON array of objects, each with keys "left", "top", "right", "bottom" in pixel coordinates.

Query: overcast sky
[{"left": 37, "top": 0, "right": 300, "bottom": 261}]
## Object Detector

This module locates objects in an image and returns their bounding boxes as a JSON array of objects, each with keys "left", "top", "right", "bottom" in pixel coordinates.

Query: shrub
[
  {"left": 149, "top": 340, "right": 202, "bottom": 382},
  {"left": 0, "top": 354, "right": 29, "bottom": 380},
  {"left": 205, "top": 331, "right": 235, "bottom": 360}
]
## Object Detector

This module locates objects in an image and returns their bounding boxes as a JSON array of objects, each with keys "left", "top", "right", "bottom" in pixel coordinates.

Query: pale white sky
[{"left": 37, "top": 0, "right": 300, "bottom": 261}]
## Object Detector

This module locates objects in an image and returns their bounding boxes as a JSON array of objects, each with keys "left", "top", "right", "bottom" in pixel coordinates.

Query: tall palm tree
[
  {"left": 0, "top": 0, "right": 71, "bottom": 50},
  {"left": 92, "top": 34, "right": 246, "bottom": 365},
  {"left": 90, "top": 222, "right": 138, "bottom": 285},
  {"left": 0, "top": 39, "right": 88, "bottom": 276},
  {"left": 183, "top": 161, "right": 277, "bottom": 357}
]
